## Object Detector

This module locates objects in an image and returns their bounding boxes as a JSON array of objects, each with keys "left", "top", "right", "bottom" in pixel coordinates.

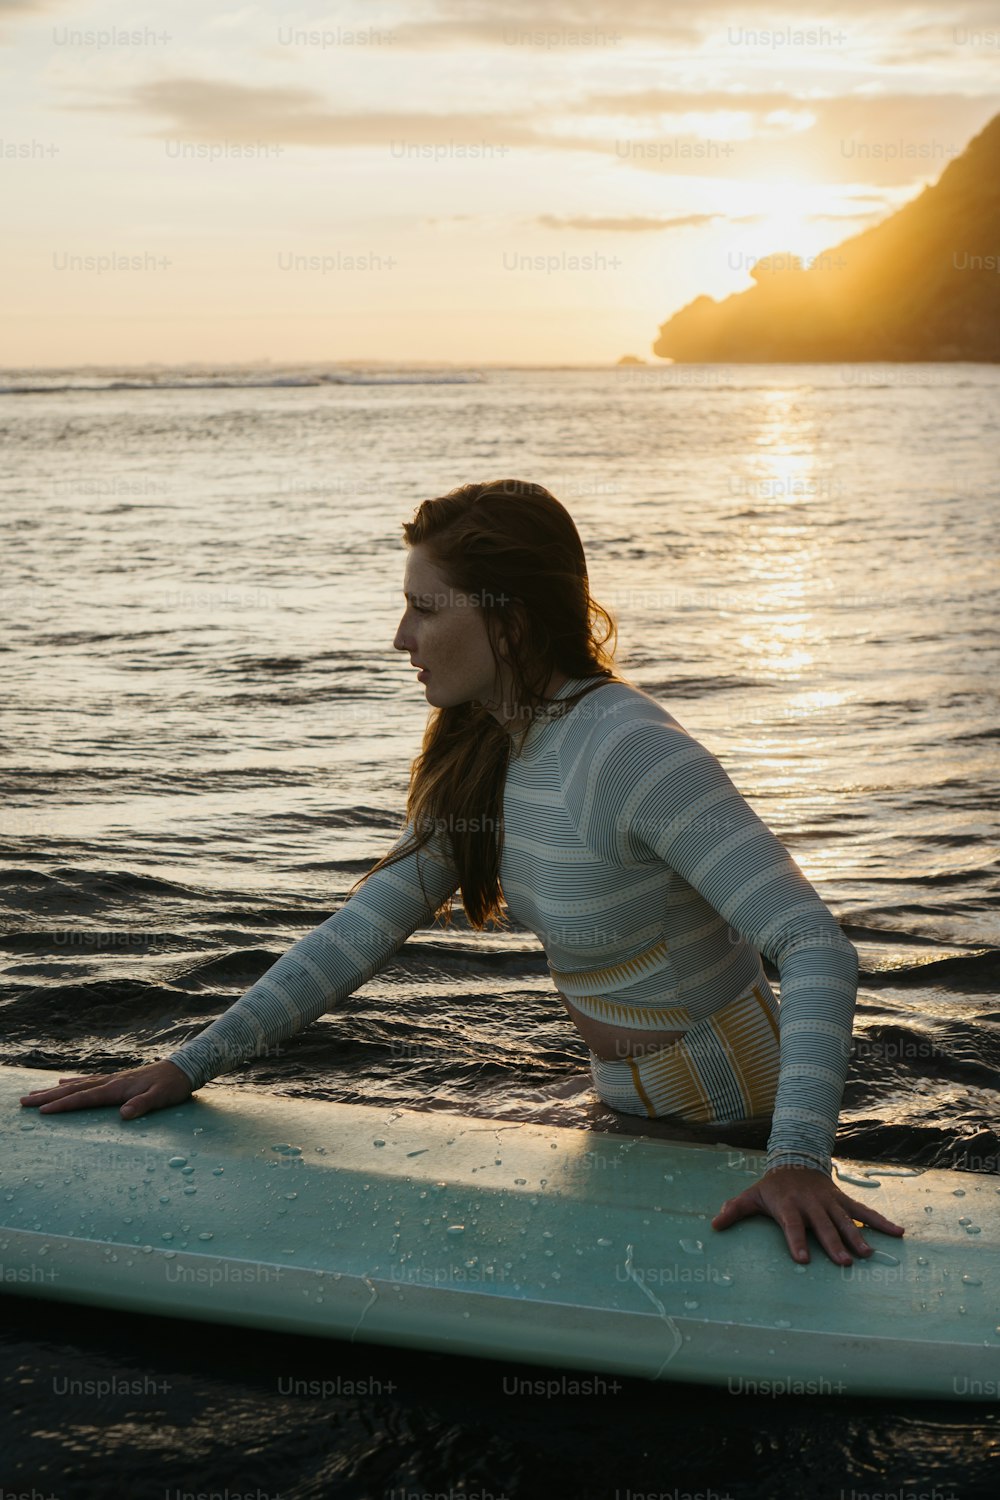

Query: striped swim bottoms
[{"left": 588, "top": 978, "right": 781, "bottom": 1126}]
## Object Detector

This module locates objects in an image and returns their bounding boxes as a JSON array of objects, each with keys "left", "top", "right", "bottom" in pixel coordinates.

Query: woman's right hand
[{"left": 19, "top": 1061, "right": 195, "bottom": 1119}]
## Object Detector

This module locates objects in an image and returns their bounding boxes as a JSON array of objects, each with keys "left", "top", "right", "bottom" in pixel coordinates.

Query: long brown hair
[{"left": 347, "top": 478, "right": 624, "bottom": 928}]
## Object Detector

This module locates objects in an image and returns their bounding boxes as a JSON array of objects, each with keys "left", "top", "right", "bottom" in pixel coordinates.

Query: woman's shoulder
[
  {"left": 566, "top": 673, "right": 690, "bottom": 746},
  {"left": 559, "top": 676, "right": 715, "bottom": 853}
]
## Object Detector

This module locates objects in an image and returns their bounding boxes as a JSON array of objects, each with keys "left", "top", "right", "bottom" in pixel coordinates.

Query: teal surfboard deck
[{"left": 3, "top": 1065, "right": 998, "bottom": 1399}]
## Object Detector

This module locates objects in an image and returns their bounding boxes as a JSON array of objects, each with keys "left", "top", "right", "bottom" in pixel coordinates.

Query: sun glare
[
  {"left": 723, "top": 173, "right": 838, "bottom": 267},
  {"left": 758, "top": 185, "right": 812, "bottom": 254}
]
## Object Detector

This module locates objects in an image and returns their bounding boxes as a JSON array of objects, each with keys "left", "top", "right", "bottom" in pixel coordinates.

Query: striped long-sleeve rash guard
[{"left": 167, "top": 676, "right": 859, "bottom": 1175}]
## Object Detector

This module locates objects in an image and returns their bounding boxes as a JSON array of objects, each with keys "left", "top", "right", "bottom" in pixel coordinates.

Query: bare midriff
[{"left": 555, "top": 990, "right": 685, "bottom": 1062}]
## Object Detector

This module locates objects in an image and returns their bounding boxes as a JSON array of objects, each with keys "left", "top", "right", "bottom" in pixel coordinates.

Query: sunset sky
[{"left": 2, "top": 0, "right": 997, "bottom": 366}]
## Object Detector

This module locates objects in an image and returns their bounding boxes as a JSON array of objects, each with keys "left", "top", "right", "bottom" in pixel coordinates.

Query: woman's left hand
[{"left": 710, "top": 1165, "right": 906, "bottom": 1265}]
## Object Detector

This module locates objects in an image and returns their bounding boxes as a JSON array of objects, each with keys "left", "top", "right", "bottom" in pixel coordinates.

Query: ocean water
[{"left": 1, "top": 363, "right": 998, "bottom": 1498}]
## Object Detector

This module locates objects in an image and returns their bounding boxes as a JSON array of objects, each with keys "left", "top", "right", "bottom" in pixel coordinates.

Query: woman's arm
[
  {"left": 582, "top": 710, "right": 857, "bottom": 1177},
  {"left": 577, "top": 709, "right": 908, "bottom": 1265},
  {"left": 166, "top": 821, "right": 461, "bottom": 1090}
]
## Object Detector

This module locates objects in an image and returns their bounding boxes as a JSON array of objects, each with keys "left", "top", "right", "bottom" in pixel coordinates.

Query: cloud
[
  {"left": 67, "top": 77, "right": 551, "bottom": 150},
  {"left": 578, "top": 84, "right": 986, "bottom": 134},
  {"left": 539, "top": 213, "right": 743, "bottom": 229},
  {"left": 383, "top": 0, "right": 1000, "bottom": 52},
  {"left": 64, "top": 73, "right": 997, "bottom": 188},
  {"left": 389, "top": 16, "right": 697, "bottom": 49},
  {"left": 386, "top": 0, "right": 701, "bottom": 50},
  {"left": 571, "top": 87, "right": 996, "bottom": 184},
  {"left": 807, "top": 208, "right": 885, "bottom": 220}
]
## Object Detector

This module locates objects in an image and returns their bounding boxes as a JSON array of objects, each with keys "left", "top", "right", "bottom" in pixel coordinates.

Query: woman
[{"left": 21, "top": 478, "right": 904, "bottom": 1267}]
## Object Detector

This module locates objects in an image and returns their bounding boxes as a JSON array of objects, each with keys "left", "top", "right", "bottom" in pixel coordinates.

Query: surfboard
[{"left": 3, "top": 1064, "right": 998, "bottom": 1399}]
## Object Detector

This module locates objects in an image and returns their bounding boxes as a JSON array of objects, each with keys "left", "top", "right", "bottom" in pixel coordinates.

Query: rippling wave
[{"left": 2, "top": 364, "right": 999, "bottom": 1496}]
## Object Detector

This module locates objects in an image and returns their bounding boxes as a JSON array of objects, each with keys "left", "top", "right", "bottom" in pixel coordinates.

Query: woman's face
[{"left": 393, "top": 544, "right": 510, "bottom": 715}]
